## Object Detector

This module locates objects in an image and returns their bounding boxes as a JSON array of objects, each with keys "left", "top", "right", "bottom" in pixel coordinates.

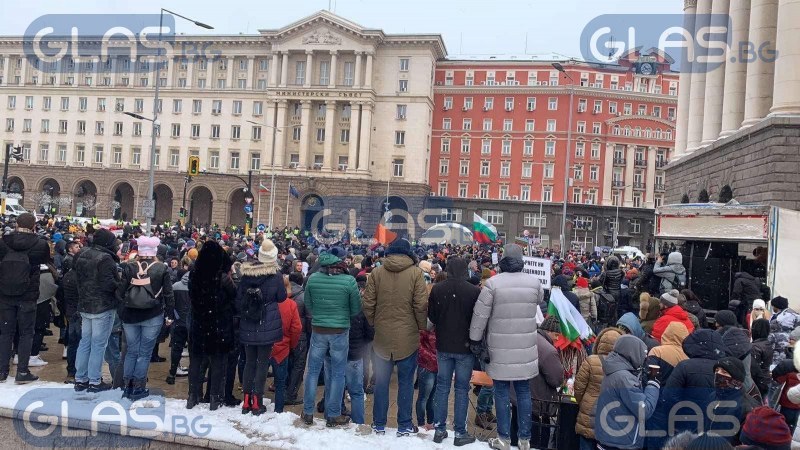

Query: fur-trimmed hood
[{"left": 240, "top": 260, "right": 280, "bottom": 277}]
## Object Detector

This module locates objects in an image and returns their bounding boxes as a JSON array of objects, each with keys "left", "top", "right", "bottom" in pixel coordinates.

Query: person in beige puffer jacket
[
  {"left": 638, "top": 293, "right": 661, "bottom": 334},
  {"left": 574, "top": 277, "right": 596, "bottom": 325},
  {"left": 573, "top": 327, "right": 623, "bottom": 447}
]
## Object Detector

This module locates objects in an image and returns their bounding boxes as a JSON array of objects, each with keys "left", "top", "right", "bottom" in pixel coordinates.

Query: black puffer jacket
[
  {"left": 683, "top": 300, "right": 707, "bottom": 328},
  {"left": 751, "top": 337, "right": 774, "bottom": 396},
  {"left": 236, "top": 261, "right": 286, "bottom": 346},
  {"left": 428, "top": 257, "right": 481, "bottom": 354},
  {"left": 118, "top": 259, "right": 175, "bottom": 324},
  {"left": 171, "top": 272, "right": 191, "bottom": 326},
  {"left": 348, "top": 311, "right": 374, "bottom": 361},
  {"left": 61, "top": 257, "right": 80, "bottom": 319},
  {"left": 599, "top": 256, "right": 623, "bottom": 294},
  {"left": 732, "top": 272, "right": 762, "bottom": 305},
  {"left": 75, "top": 232, "right": 120, "bottom": 315},
  {"left": 290, "top": 282, "right": 311, "bottom": 338},
  {"left": 666, "top": 329, "right": 730, "bottom": 390},
  {"left": 0, "top": 231, "right": 51, "bottom": 305}
]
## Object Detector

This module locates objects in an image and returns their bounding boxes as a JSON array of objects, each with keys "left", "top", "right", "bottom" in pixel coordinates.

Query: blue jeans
[
  {"left": 477, "top": 359, "right": 494, "bottom": 414},
  {"left": 493, "top": 379, "right": 532, "bottom": 441},
  {"left": 345, "top": 359, "right": 366, "bottom": 424},
  {"left": 434, "top": 352, "right": 474, "bottom": 436},
  {"left": 303, "top": 330, "right": 349, "bottom": 418},
  {"left": 75, "top": 310, "right": 116, "bottom": 384},
  {"left": 373, "top": 351, "right": 417, "bottom": 429},
  {"left": 416, "top": 368, "right": 437, "bottom": 426},
  {"left": 269, "top": 357, "right": 289, "bottom": 413},
  {"left": 122, "top": 315, "right": 163, "bottom": 382}
]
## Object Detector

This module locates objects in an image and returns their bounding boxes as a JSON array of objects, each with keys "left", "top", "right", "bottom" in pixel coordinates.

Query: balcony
[
  {"left": 633, "top": 182, "right": 646, "bottom": 190},
  {"left": 656, "top": 160, "right": 669, "bottom": 169},
  {"left": 634, "top": 159, "right": 647, "bottom": 168},
  {"left": 613, "top": 157, "right": 626, "bottom": 166},
  {"left": 655, "top": 184, "right": 666, "bottom": 192},
  {"left": 612, "top": 180, "right": 625, "bottom": 189}
]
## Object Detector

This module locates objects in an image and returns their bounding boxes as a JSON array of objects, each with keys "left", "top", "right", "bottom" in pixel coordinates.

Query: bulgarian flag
[
  {"left": 547, "top": 287, "right": 594, "bottom": 350},
  {"left": 473, "top": 213, "right": 498, "bottom": 244}
]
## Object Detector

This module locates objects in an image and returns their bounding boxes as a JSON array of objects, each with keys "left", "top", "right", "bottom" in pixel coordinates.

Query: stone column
[
  {"left": 274, "top": 100, "right": 288, "bottom": 167},
  {"left": 348, "top": 102, "right": 361, "bottom": 172},
  {"left": 269, "top": 52, "right": 279, "bottom": 87},
  {"left": 298, "top": 100, "right": 312, "bottom": 169},
  {"left": 674, "top": 0, "right": 697, "bottom": 157},
  {"left": 624, "top": 145, "right": 635, "bottom": 207},
  {"left": 645, "top": 147, "right": 657, "bottom": 208},
  {"left": 686, "top": 0, "right": 713, "bottom": 151},
  {"left": 770, "top": 0, "right": 800, "bottom": 115},
  {"left": 742, "top": 0, "right": 779, "bottom": 127},
  {"left": 323, "top": 100, "right": 336, "bottom": 170},
  {"left": 304, "top": 51, "right": 313, "bottom": 88},
  {"left": 364, "top": 52, "right": 374, "bottom": 89},
  {"left": 353, "top": 52, "right": 362, "bottom": 88},
  {"left": 246, "top": 56, "right": 255, "bottom": 90},
  {"left": 602, "top": 143, "right": 614, "bottom": 205},
  {"left": 280, "top": 52, "right": 289, "bottom": 87},
  {"left": 720, "top": 0, "right": 751, "bottom": 136},
  {"left": 148, "top": 57, "right": 156, "bottom": 88},
  {"left": 226, "top": 56, "right": 235, "bottom": 88},
  {"left": 54, "top": 59, "right": 62, "bottom": 86},
  {"left": 2, "top": 56, "right": 9, "bottom": 85},
  {"left": 328, "top": 51, "right": 337, "bottom": 88},
  {"left": 701, "top": 0, "right": 730, "bottom": 144},
  {"left": 186, "top": 56, "right": 194, "bottom": 88},
  {"left": 357, "top": 102, "right": 373, "bottom": 171},
  {"left": 166, "top": 56, "right": 174, "bottom": 88}
]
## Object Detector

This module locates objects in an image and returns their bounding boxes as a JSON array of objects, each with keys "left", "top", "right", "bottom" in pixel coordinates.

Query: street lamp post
[
  {"left": 141, "top": 9, "right": 212, "bottom": 236},
  {"left": 613, "top": 183, "right": 635, "bottom": 248},
  {"left": 246, "top": 120, "right": 296, "bottom": 230},
  {"left": 181, "top": 175, "right": 192, "bottom": 226},
  {"left": 553, "top": 62, "right": 575, "bottom": 257}
]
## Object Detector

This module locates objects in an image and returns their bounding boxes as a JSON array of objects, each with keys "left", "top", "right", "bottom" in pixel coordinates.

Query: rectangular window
[
  {"left": 230, "top": 125, "right": 240, "bottom": 140},
  {"left": 392, "top": 158, "right": 404, "bottom": 177},
  {"left": 95, "top": 121, "right": 104, "bottom": 135},
  {"left": 130, "top": 147, "right": 141, "bottom": 166},
  {"left": 575, "top": 215, "right": 593, "bottom": 230},
  {"left": 343, "top": 62, "right": 354, "bottom": 86},
  {"left": 499, "top": 185, "right": 509, "bottom": 200},
  {"left": 211, "top": 124, "right": 220, "bottom": 139},
  {"left": 57, "top": 144, "right": 67, "bottom": 162},
  {"left": 503, "top": 119, "right": 513, "bottom": 132},
  {"left": 527, "top": 71, "right": 538, "bottom": 86},
  {"left": 338, "top": 156, "right": 349, "bottom": 171},
  {"left": 191, "top": 124, "right": 200, "bottom": 138},
  {"left": 479, "top": 184, "right": 489, "bottom": 199},
  {"left": 212, "top": 100, "right": 222, "bottom": 114},
  {"left": 504, "top": 97, "right": 514, "bottom": 111},
  {"left": 544, "top": 163, "right": 554, "bottom": 178},
  {"left": 590, "top": 165, "right": 599, "bottom": 181},
  {"left": 259, "top": 59, "right": 269, "bottom": 71},
  {"left": 113, "top": 122, "right": 123, "bottom": 136},
  {"left": 316, "top": 128, "right": 326, "bottom": 142},
  {"left": 132, "top": 122, "right": 141, "bottom": 136},
  {"left": 172, "top": 123, "right": 181, "bottom": 137},
  {"left": 576, "top": 141, "right": 585, "bottom": 158},
  {"left": 75, "top": 145, "right": 85, "bottom": 163},
  {"left": 545, "top": 141, "right": 555, "bottom": 156},
  {"left": 439, "top": 158, "right": 449, "bottom": 175},
  {"left": 482, "top": 210, "right": 504, "bottom": 225},
  {"left": 482, "top": 139, "right": 492, "bottom": 154},
  {"left": 463, "top": 119, "right": 472, "bottom": 130},
  {"left": 484, "top": 97, "right": 494, "bottom": 110},
  {"left": 593, "top": 100, "right": 602, "bottom": 113},
  {"left": 7, "top": 96, "right": 16, "bottom": 109},
  {"left": 592, "top": 122, "right": 602, "bottom": 134},
  {"left": 41, "top": 119, "right": 49, "bottom": 133},
  {"left": 251, "top": 126, "right": 262, "bottom": 140},
  {"left": 520, "top": 185, "right": 531, "bottom": 201},
  {"left": 169, "top": 148, "right": 179, "bottom": 167},
  {"left": 461, "top": 139, "right": 470, "bottom": 153},
  {"left": 524, "top": 213, "right": 546, "bottom": 228},
  {"left": 591, "top": 142, "right": 601, "bottom": 159},
  {"left": 480, "top": 160, "right": 490, "bottom": 177},
  {"left": 500, "top": 161, "right": 511, "bottom": 178},
  {"left": 25, "top": 96, "right": 33, "bottom": 109},
  {"left": 546, "top": 120, "right": 556, "bottom": 132},
  {"left": 23, "top": 119, "right": 32, "bottom": 133},
  {"left": 58, "top": 120, "right": 67, "bottom": 134},
  {"left": 253, "top": 101, "right": 263, "bottom": 116},
  {"left": 340, "top": 129, "right": 350, "bottom": 143},
  {"left": 398, "top": 79, "right": 408, "bottom": 92},
  {"left": 609, "top": 102, "right": 618, "bottom": 114},
  {"left": 232, "top": 100, "right": 242, "bottom": 115},
  {"left": 441, "top": 138, "right": 450, "bottom": 153},
  {"left": 443, "top": 97, "right": 453, "bottom": 109},
  {"left": 4, "top": 118, "right": 13, "bottom": 132},
  {"left": 295, "top": 61, "right": 306, "bottom": 84},
  {"left": 292, "top": 126, "right": 301, "bottom": 141},
  {"left": 399, "top": 58, "right": 410, "bottom": 71},
  {"left": 250, "top": 153, "right": 261, "bottom": 170},
  {"left": 526, "top": 97, "right": 536, "bottom": 111},
  {"left": 458, "top": 184, "right": 468, "bottom": 198},
  {"left": 193, "top": 99, "right": 202, "bottom": 114},
  {"left": 230, "top": 151, "right": 240, "bottom": 170},
  {"left": 319, "top": 60, "right": 330, "bottom": 85},
  {"left": 525, "top": 120, "right": 535, "bottom": 132},
  {"left": 574, "top": 164, "right": 583, "bottom": 180},
  {"left": 633, "top": 193, "right": 643, "bottom": 208},
  {"left": 209, "top": 151, "right": 219, "bottom": 169},
  {"left": 173, "top": 99, "right": 182, "bottom": 113},
  {"left": 394, "top": 131, "right": 405, "bottom": 145},
  {"left": 396, "top": 104, "right": 407, "bottom": 119},
  {"left": 523, "top": 140, "right": 533, "bottom": 156},
  {"left": 460, "top": 160, "right": 470, "bottom": 176},
  {"left": 577, "top": 121, "right": 586, "bottom": 133},
  {"left": 483, "top": 119, "right": 492, "bottom": 131},
  {"left": 42, "top": 96, "right": 51, "bottom": 111},
  {"left": 463, "top": 97, "right": 473, "bottom": 110},
  {"left": 38, "top": 143, "right": 49, "bottom": 162},
  {"left": 438, "top": 183, "right": 447, "bottom": 197},
  {"left": 94, "top": 145, "right": 104, "bottom": 164},
  {"left": 501, "top": 140, "right": 511, "bottom": 155},
  {"left": 548, "top": 97, "right": 558, "bottom": 110}
]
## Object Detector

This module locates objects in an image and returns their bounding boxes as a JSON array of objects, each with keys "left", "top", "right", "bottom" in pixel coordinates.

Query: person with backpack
[
  {"left": 268, "top": 275, "right": 301, "bottom": 414},
  {"left": 236, "top": 239, "right": 285, "bottom": 416},
  {"left": 74, "top": 228, "right": 121, "bottom": 393},
  {"left": 117, "top": 236, "right": 174, "bottom": 400},
  {"left": 653, "top": 251, "right": 686, "bottom": 295},
  {"left": 0, "top": 213, "right": 51, "bottom": 384}
]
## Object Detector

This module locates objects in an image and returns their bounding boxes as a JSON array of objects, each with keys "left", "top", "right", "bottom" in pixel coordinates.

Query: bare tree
[
  {"left": 80, "top": 194, "right": 97, "bottom": 214},
  {"left": 31, "top": 192, "right": 52, "bottom": 211},
  {"left": 109, "top": 200, "right": 121, "bottom": 217},
  {"left": 56, "top": 195, "right": 73, "bottom": 212}
]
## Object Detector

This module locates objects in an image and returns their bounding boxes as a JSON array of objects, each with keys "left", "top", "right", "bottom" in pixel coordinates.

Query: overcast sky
[{"left": 1, "top": 0, "right": 683, "bottom": 58}]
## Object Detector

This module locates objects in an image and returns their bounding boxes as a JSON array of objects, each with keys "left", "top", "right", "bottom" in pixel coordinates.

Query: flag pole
[
  {"left": 256, "top": 180, "right": 262, "bottom": 230},
  {"left": 285, "top": 185, "right": 290, "bottom": 227}
]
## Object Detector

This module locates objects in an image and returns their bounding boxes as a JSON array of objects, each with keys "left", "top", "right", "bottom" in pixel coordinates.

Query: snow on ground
[{"left": 0, "top": 379, "right": 487, "bottom": 449}]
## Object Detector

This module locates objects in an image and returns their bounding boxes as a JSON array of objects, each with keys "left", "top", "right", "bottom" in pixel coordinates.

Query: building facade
[
  {"left": 429, "top": 52, "right": 679, "bottom": 249},
  {"left": 668, "top": 0, "right": 800, "bottom": 210},
  {"left": 0, "top": 11, "right": 445, "bottom": 231}
]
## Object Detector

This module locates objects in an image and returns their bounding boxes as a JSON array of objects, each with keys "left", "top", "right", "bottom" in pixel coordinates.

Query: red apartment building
[{"left": 429, "top": 50, "right": 679, "bottom": 251}]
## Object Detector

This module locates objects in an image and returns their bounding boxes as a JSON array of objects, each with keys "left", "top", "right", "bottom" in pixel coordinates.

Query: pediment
[{"left": 260, "top": 10, "right": 382, "bottom": 49}]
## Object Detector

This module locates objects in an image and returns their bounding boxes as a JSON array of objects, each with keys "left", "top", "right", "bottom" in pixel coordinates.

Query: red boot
[
  {"left": 251, "top": 394, "right": 266, "bottom": 416},
  {"left": 241, "top": 393, "right": 251, "bottom": 415}
]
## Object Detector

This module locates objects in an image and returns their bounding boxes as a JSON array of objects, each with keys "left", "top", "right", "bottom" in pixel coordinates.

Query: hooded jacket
[
  {"left": 682, "top": 298, "right": 707, "bottom": 329},
  {"left": 599, "top": 256, "right": 623, "bottom": 293},
  {"left": 575, "top": 327, "right": 623, "bottom": 439},
  {"left": 666, "top": 329, "right": 730, "bottom": 390},
  {"left": 575, "top": 286, "right": 597, "bottom": 322},
  {"left": 171, "top": 271, "right": 191, "bottom": 326},
  {"left": 118, "top": 258, "right": 175, "bottom": 324},
  {"left": 470, "top": 253, "right": 544, "bottom": 381},
  {"left": 188, "top": 240, "right": 237, "bottom": 355},
  {"left": 652, "top": 252, "right": 686, "bottom": 294},
  {"left": 236, "top": 260, "right": 286, "bottom": 346},
  {"left": 306, "top": 253, "right": 361, "bottom": 331},
  {"left": 362, "top": 254, "right": 428, "bottom": 360},
  {"left": 652, "top": 305, "right": 695, "bottom": 342},
  {"left": 638, "top": 294, "right": 661, "bottom": 334},
  {"left": 732, "top": 272, "right": 762, "bottom": 305},
  {"left": 644, "top": 322, "right": 689, "bottom": 384},
  {"left": 595, "top": 335, "right": 660, "bottom": 450},
  {"left": 271, "top": 295, "right": 301, "bottom": 364},
  {"left": 289, "top": 282, "right": 311, "bottom": 338},
  {"left": 75, "top": 234, "right": 120, "bottom": 315},
  {"left": 0, "top": 231, "right": 51, "bottom": 305},
  {"left": 617, "top": 312, "right": 659, "bottom": 351},
  {"left": 428, "top": 257, "right": 481, "bottom": 354},
  {"left": 528, "top": 331, "right": 565, "bottom": 416}
]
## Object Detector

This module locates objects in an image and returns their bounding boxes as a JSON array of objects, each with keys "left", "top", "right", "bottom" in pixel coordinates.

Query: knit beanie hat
[
  {"left": 714, "top": 356, "right": 746, "bottom": 383},
  {"left": 660, "top": 289, "right": 679, "bottom": 307},
  {"left": 740, "top": 406, "right": 792, "bottom": 450},
  {"left": 714, "top": 309, "right": 738, "bottom": 328},
  {"left": 575, "top": 277, "right": 589, "bottom": 289},
  {"left": 259, "top": 239, "right": 278, "bottom": 265},
  {"left": 752, "top": 299, "right": 767, "bottom": 310},
  {"left": 540, "top": 315, "right": 561, "bottom": 333},
  {"left": 387, "top": 238, "right": 412, "bottom": 256},
  {"left": 137, "top": 236, "right": 160, "bottom": 258},
  {"left": 772, "top": 296, "right": 789, "bottom": 310},
  {"left": 187, "top": 248, "right": 199, "bottom": 261}
]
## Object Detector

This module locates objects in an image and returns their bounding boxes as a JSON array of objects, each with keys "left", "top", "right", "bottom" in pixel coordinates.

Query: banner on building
[{"left": 523, "top": 256, "right": 552, "bottom": 290}]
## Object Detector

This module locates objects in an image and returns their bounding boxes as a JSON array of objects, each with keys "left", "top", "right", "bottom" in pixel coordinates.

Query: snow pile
[{"left": 0, "top": 379, "right": 485, "bottom": 449}]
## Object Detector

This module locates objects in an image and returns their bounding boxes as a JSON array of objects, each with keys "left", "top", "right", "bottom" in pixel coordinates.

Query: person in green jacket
[{"left": 301, "top": 250, "right": 361, "bottom": 427}]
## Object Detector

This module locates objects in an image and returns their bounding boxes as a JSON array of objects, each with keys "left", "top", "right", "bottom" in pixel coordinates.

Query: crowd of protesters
[{"left": 3, "top": 211, "right": 800, "bottom": 449}]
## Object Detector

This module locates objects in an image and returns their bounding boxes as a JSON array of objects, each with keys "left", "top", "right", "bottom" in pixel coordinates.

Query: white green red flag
[
  {"left": 473, "top": 213, "right": 498, "bottom": 244},
  {"left": 547, "top": 287, "right": 594, "bottom": 346}
]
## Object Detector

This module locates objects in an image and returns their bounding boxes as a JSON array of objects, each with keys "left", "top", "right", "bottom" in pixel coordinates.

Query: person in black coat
[
  {"left": 750, "top": 318, "right": 773, "bottom": 398},
  {"left": 599, "top": 255, "right": 623, "bottom": 304},
  {"left": 61, "top": 255, "right": 81, "bottom": 383},
  {"left": 286, "top": 271, "right": 311, "bottom": 405},
  {"left": 235, "top": 239, "right": 286, "bottom": 415},
  {"left": 187, "top": 240, "right": 237, "bottom": 410},
  {"left": 0, "top": 213, "right": 52, "bottom": 383},
  {"left": 732, "top": 272, "right": 763, "bottom": 325},
  {"left": 552, "top": 275, "right": 579, "bottom": 311},
  {"left": 345, "top": 311, "right": 374, "bottom": 424},
  {"left": 166, "top": 271, "right": 191, "bottom": 385}
]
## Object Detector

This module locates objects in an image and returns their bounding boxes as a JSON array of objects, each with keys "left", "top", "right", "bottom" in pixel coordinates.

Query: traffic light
[
  {"left": 188, "top": 156, "right": 200, "bottom": 176},
  {"left": 179, "top": 207, "right": 186, "bottom": 218}
]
